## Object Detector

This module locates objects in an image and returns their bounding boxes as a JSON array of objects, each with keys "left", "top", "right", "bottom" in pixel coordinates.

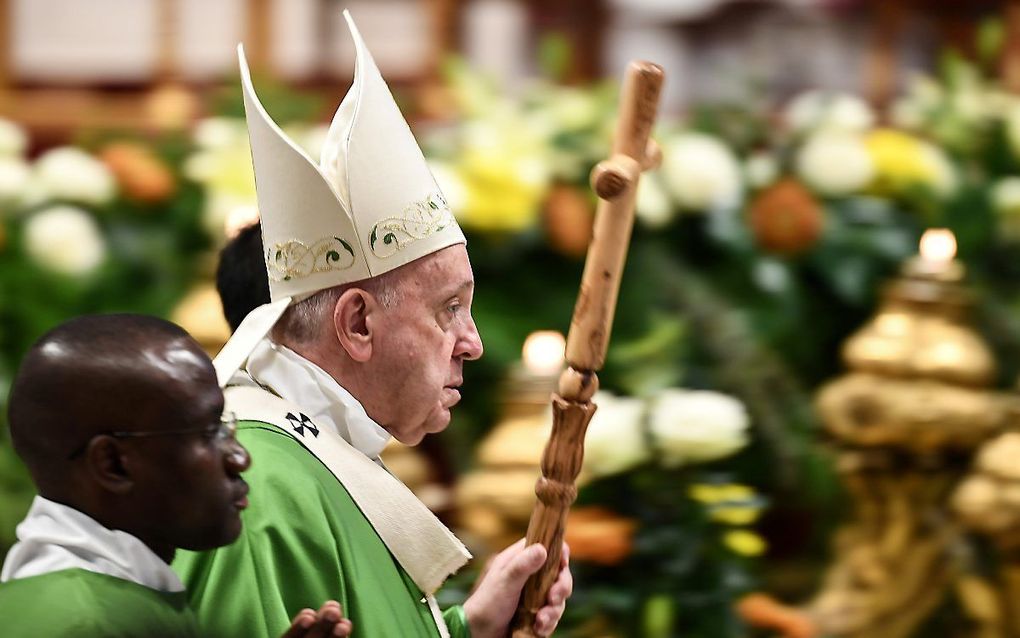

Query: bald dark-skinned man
[{"left": 0, "top": 314, "right": 353, "bottom": 638}]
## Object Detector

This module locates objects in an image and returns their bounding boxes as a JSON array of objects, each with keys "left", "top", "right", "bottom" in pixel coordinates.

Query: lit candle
[
  {"left": 522, "top": 330, "right": 566, "bottom": 376},
  {"left": 904, "top": 228, "right": 964, "bottom": 282}
]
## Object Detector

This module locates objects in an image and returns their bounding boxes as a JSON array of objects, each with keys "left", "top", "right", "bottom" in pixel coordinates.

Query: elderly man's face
[{"left": 371, "top": 244, "right": 483, "bottom": 444}]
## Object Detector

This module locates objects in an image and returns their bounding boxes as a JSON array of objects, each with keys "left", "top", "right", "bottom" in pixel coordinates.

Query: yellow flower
[
  {"left": 718, "top": 484, "right": 755, "bottom": 501},
  {"left": 688, "top": 482, "right": 755, "bottom": 504},
  {"left": 709, "top": 505, "right": 763, "bottom": 526},
  {"left": 864, "top": 129, "right": 955, "bottom": 198},
  {"left": 457, "top": 150, "right": 545, "bottom": 232},
  {"left": 688, "top": 483, "right": 728, "bottom": 503},
  {"left": 723, "top": 530, "right": 767, "bottom": 556}
]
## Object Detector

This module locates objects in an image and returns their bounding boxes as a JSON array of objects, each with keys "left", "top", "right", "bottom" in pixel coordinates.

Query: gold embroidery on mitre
[
  {"left": 266, "top": 236, "right": 357, "bottom": 282},
  {"left": 369, "top": 192, "right": 456, "bottom": 258}
]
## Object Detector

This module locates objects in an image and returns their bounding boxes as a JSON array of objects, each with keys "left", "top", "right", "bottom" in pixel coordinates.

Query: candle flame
[
  {"left": 919, "top": 228, "right": 956, "bottom": 262},
  {"left": 522, "top": 331, "right": 566, "bottom": 375}
]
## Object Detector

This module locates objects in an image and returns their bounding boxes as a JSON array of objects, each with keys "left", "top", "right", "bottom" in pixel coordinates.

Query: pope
[{"left": 174, "top": 9, "right": 571, "bottom": 638}]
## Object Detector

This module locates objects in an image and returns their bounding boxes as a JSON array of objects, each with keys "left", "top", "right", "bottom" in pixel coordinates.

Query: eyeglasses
[{"left": 67, "top": 411, "right": 238, "bottom": 461}]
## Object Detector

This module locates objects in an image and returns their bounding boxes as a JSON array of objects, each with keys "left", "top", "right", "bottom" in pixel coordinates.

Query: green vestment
[
  {"left": 0, "top": 568, "right": 198, "bottom": 637},
  {"left": 173, "top": 421, "right": 470, "bottom": 638}
]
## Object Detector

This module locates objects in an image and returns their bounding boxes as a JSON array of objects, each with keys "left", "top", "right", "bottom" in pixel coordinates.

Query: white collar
[
  {"left": 243, "top": 338, "right": 392, "bottom": 460},
  {"left": 0, "top": 496, "right": 184, "bottom": 592}
]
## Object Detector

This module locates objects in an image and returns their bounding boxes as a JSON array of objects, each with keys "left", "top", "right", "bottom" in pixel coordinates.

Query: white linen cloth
[{"left": 1, "top": 495, "right": 184, "bottom": 592}]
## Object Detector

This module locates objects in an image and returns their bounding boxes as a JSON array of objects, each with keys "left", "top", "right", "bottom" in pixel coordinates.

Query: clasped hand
[{"left": 464, "top": 540, "right": 573, "bottom": 637}]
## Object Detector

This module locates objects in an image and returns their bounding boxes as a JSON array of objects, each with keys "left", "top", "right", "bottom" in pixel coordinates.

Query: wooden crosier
[{"left": 510, "top": 60, "right": 664, "bottom": 637}]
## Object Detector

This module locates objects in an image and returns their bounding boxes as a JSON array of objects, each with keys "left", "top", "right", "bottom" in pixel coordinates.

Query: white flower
[
  {"left": 635, "top": 174, "right": 674, "bottom": 228},
  {"left": 649, "top": 389, "right": 750, "bottom": 467},
  {"left": 744, "top": 151, "right": 779, "bottom": 189},
  {"left": 795, "top": 131, "right": 874, "bottom": 196},
  {"left": 24, "top": 205, "right": 106, "bottom": 275},
  {"left": 889, "top": 98, "right": 926, "bottom": 131},
  {"left": 0, "top": 118, "right": 28, "bottom": 157},
  {"left": 918, "top": 141, "right": 957, "bottom": 198},
  {"left": 752, "top": 258, "right": 792, "bottom": 294},
  {"left": 993, "top": 177, "right": 1020, "bottom": 215},
  {"left": 785, "top": 91, "right": 875, "bottom": 134},
  {"left": 661, "top": 132, "right": 742, "bottom": 212},
  {"left": 0, "top": 157, "right": 31, "bottom": 205},
  {"left": 193, "top": 117, "right": 246, "bottom": 150},
  {"left": 202, "top": 192, "right": 254, "bottom": 239},
  {"left": 545, "top": 88, "right": 601, "bottom": 132},
  {"left": 907, "top": 75, "right": 943, "bottom": 111},
  {"left": 992, "top": 177, "right": 1020, "bottom": 240},
  {"left": 583, "top": 392, "right": 650, "bottom": 478},
  {"left": 182, "top": 151, "right": 216, "bottom": 183},
  {"left": 33, "top": 147, "right": 116, "bottom": 206}
]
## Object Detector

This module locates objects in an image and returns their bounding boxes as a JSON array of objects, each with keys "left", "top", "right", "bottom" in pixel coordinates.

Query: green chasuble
[
  {"left": 174, "top": 421, "right": 470, "bottom": 638},
  {"left": 0, "top": 568, "right": 198, "bottom": 637}
]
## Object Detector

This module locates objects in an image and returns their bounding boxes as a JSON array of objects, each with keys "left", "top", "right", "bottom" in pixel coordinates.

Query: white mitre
[{"left": 214, "top": 10, "right": 465, "bottom": 386}]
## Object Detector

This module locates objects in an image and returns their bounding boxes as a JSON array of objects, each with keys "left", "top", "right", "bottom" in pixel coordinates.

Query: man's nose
[
  {"left": 457, "top": 316, "right": 483, "bottom": 361},
  {"left": 223, "top": 438, "right": 252, "bottom": 474}
]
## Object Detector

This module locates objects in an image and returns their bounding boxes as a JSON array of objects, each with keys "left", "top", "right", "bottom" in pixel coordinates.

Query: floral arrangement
[
  {"left": 424, "top": 48, "right": 1020, "bottom": 636},
  {"left": 561, "top": 389, "right": 765, "bottom": 637}
]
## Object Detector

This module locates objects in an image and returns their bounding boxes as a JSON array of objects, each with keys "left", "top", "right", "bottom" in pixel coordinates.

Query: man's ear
[
  {"left": 86, "top": 436, "right": 133, "bottom": 495},
  {"left": 333, "top": 288, "right": 376, "bottom": 362}
]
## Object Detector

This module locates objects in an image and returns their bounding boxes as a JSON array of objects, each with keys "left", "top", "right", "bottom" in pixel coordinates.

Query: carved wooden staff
[{"left": 511, "top": 60, "right": 664, "bottom": 637}]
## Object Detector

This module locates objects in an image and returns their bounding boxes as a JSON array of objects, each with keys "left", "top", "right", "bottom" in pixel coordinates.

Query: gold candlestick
[{"left": 808, "top": 229, "right": 1010, "bottom": 638}]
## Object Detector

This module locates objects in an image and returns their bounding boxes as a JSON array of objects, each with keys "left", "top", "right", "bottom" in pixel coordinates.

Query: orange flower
[
  {"left": 100, "top": 141, "right": 176, "bottom": 204},
  {"left": 737, "top": 593, "right": 818, "bottom": 638},
  {"left": 748, "top": 179, "right": 823, "bottom": 255},
  {"left": 564, "top": 506, "right": 637, "bottom": 566},
  {"left": 543, "top": 184, "right": 593, "bottom": 258}
]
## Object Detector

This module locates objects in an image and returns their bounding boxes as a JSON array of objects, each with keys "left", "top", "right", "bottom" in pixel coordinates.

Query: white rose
[
  {"left": 992, "top": 177, "right": 1020, "bottom": 240},
  {"left": 993, "top": 177, "right": 1020, "bottom": 215},
  {"left": 193, "top": 117, "right": 246, "bottom": 150},
  {"left": 825, "top": 95, "right": 875, "bottom": 132},
  {"left": 546, "top": 88, "right": 600, "bottom": 132},
  {"left": 0, "top": 157, "right": 31, "bottom": 205},
  {"left": 635, "top": 174, "right": 674, "bottom": 228},
  {"left": 33, "top": 147, "right": 116, "bottom": 206},
  {"left": 907, "top": 75, "right": 943, "bottom": 110},
  {"left": 744, "top": 151, "right": 779, "bottom": 189},
  {"left": 661, "top": 133, "right": 742, "bottom": 212},
  {"left": 795, "top": 131, "right": 874, "bottom": 196},
  {"left": 785, "top": 91, "right": 874, "bottom": 134},
  {"left": 889, "top": 98, "right": 926, "bottom": 131},
  {"left": 649, "top": 389, "right": 750, "bottom": 467},
  {"left": 203, "top": 192, "right": 255, "bottom": 239},
  {"left": 583, "top": 391, "right": 650, "bottom": 478},
  {"left": 0, "top": 118, "right": 28, "bottom": 157},
  {"left": 182, "top": 151, "right": 216, "bottom": 183},
  {"left": 784, "top": 90, "right": 826, "bottom": 133},
  {"left": 24, "top": 205, "right": 106, "bottom": 275}
]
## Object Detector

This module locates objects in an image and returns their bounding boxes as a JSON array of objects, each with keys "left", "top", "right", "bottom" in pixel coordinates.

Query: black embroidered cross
[{"left": 285, "top": 412, "right": 319, "bottom": 438}]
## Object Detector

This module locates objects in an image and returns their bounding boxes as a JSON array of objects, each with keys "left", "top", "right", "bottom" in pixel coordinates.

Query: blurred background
[{"left": 7, "top": 0, "right": 1020, "bottom": 636}]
